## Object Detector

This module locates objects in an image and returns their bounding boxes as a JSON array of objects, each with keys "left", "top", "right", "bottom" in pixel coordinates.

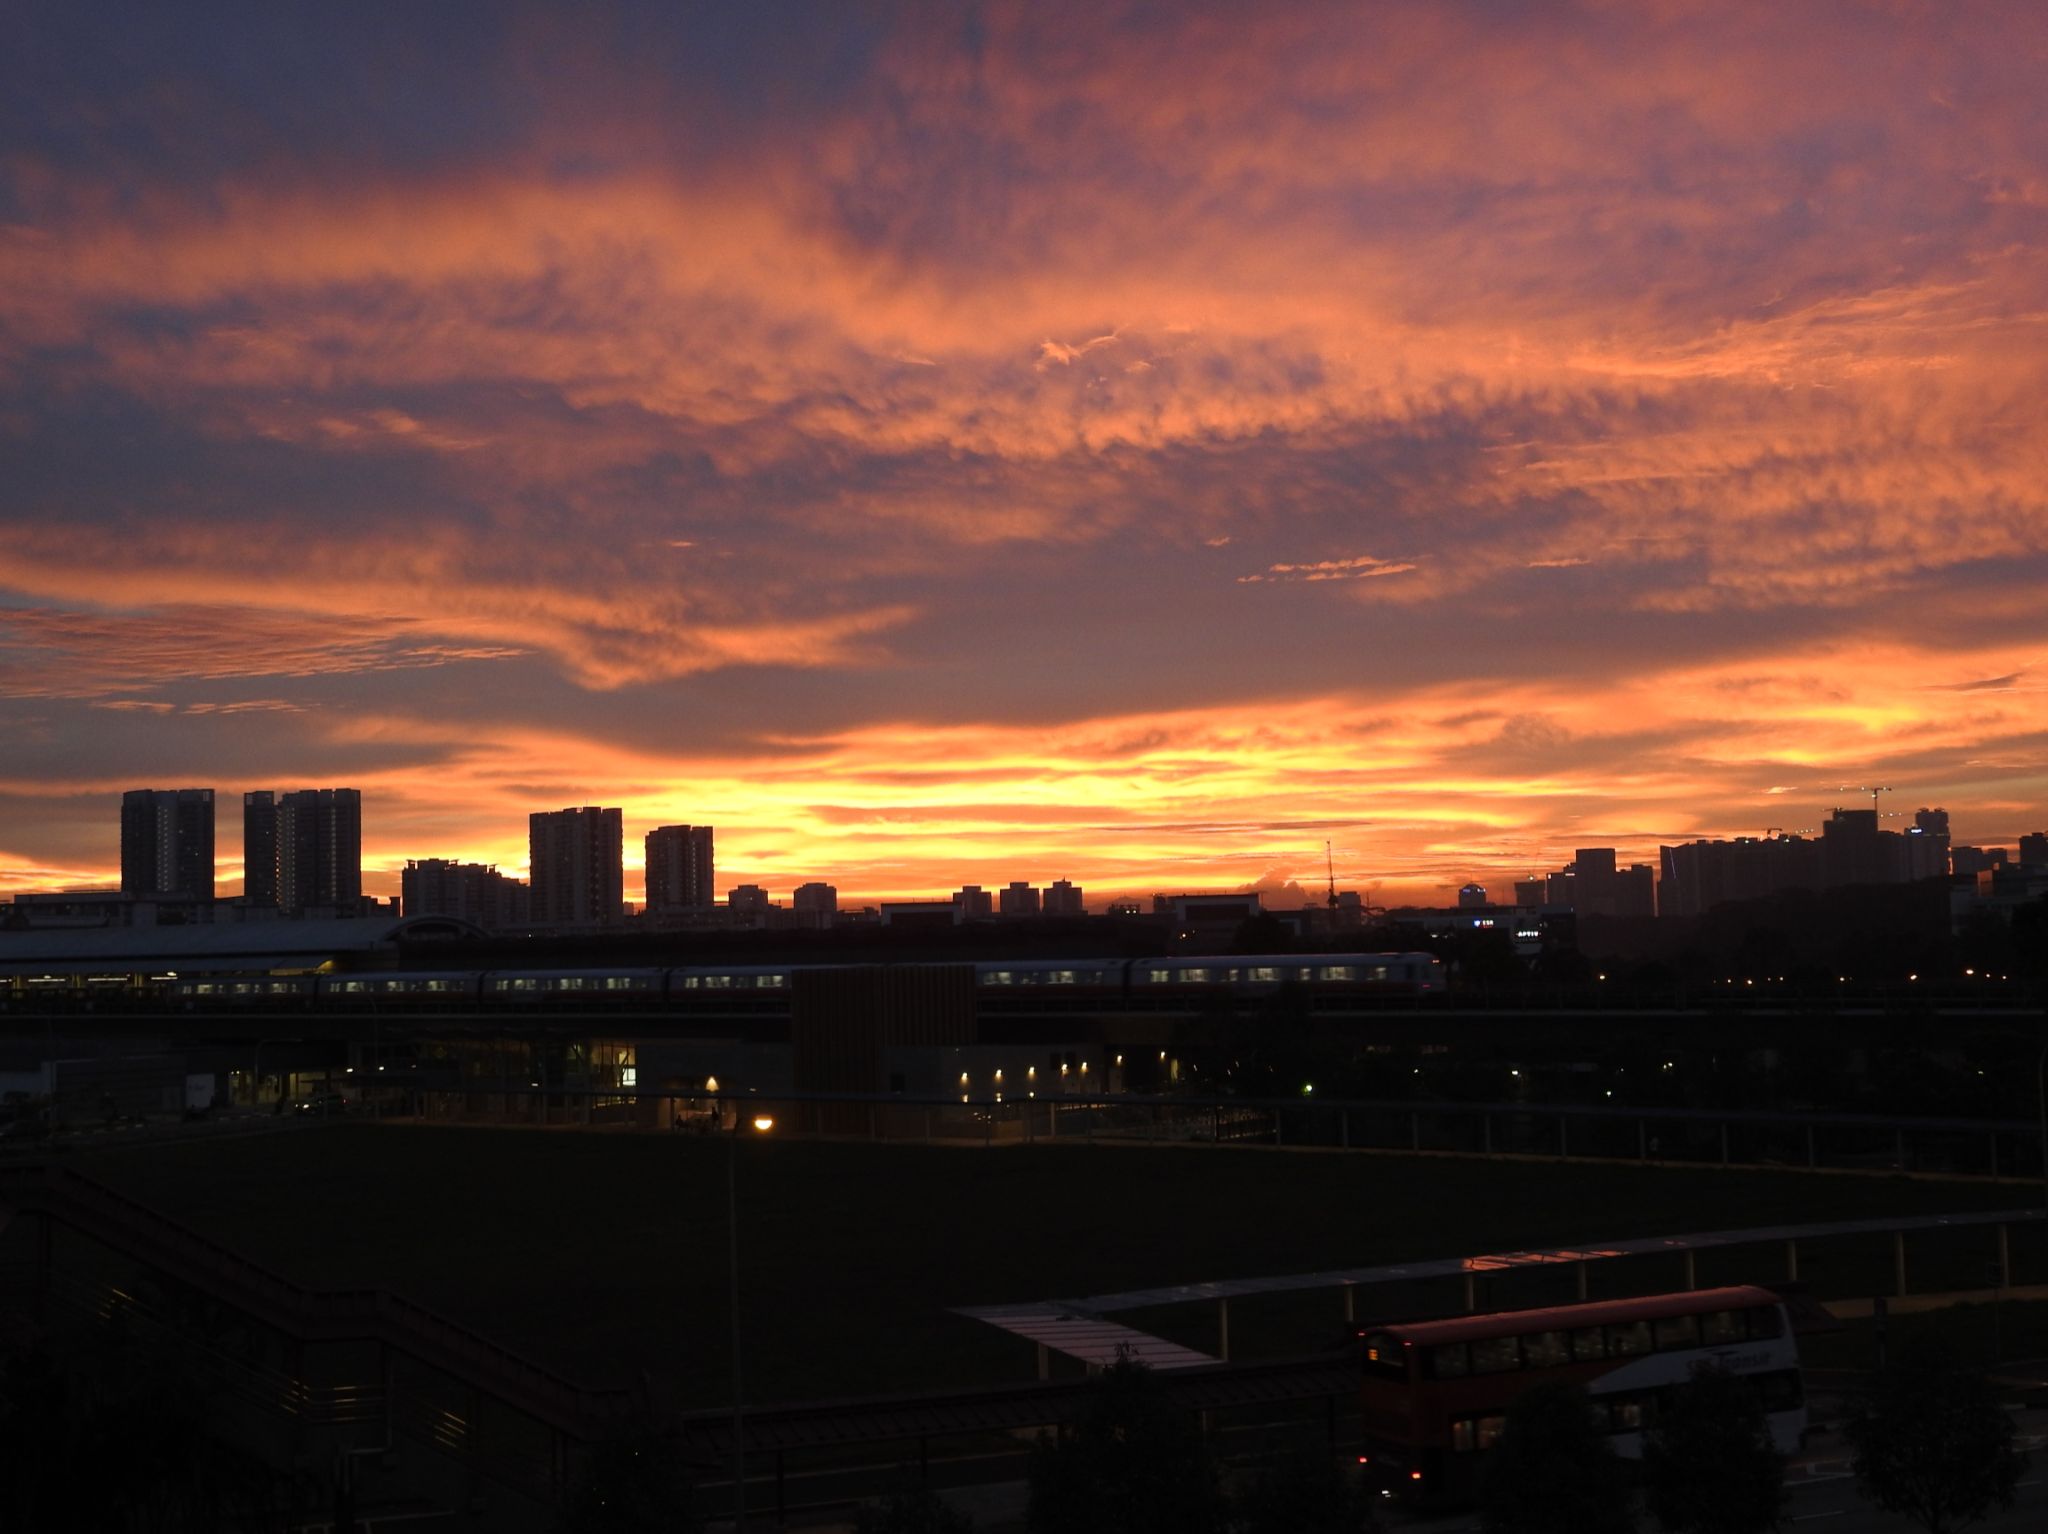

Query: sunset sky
[{"left": 2, "top": 1, "right": 2045, "bottom": 909}]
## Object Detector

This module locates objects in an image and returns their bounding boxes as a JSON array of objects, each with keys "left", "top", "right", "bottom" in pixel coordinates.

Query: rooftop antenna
[{"left": 1326, "top": 840, "right": 1339, "bottom": 910}]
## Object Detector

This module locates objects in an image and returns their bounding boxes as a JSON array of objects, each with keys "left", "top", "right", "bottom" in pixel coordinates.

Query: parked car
[{"left": 290, "top": 1091, "right": 349, "bottom": 1116}]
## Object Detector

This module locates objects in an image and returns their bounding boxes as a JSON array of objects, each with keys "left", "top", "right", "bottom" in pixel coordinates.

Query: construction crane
[
  {"left": 1838, "top": 784, "right": 1893, "bottom": 815},
  {"left": 1326, "top": 840, "right": 1339, "bottom": 910}
]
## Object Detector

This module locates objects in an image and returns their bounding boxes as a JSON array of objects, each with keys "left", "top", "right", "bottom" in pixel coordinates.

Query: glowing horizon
[{"left": 3, "top": 3, "right": 2045, "bottom": 911}]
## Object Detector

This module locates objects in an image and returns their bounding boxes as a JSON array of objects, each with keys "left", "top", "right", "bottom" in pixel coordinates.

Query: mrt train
[{"left": 0, "top": 952, "right": 1444, "bottom": 1009}]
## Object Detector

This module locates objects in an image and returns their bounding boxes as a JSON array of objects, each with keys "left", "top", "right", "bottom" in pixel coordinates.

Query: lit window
[
  {"left": 1654, "top": 1315, "right": 1700, "bottom": 1351},
  {"left": 1521, "top": 1332, "right": 1569, "bottom": 1368},
  {"left": 1469, "top": 1337, "right": 1519, "bottom": 1375},
  {"left": 1607, "top": 1321, "right": 1652, "bottom": 1357}
]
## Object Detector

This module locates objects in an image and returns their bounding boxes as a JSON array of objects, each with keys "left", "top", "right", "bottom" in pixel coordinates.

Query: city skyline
[
  {"left": 3, "top": 3, "right": 2046, "bottom": 909},
  {"left": 18, "top": 783, "right": 2041, "bottom": 917}
]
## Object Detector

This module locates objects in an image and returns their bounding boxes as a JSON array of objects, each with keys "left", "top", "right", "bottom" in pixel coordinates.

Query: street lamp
[
  {"left": 252, "top": 1037, "right": 291, "bottom": 1112},
  {"left": 2037, "top": 1031, "right": 2047, "bottom": 1224},
  {"left": 728, "top": 1104, "right": 773, "bottom": 1530}
]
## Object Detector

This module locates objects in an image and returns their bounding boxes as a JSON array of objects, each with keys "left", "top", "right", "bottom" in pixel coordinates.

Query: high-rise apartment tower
[
  {"left": 244, "top": 788, "right": 362, "bottom": 910},
  {"left": 644, "top": 824, "right": 714, "bottom": 911},
  {"left": 530, "top": 807, "right": 624, "bottom": 924},
  {"left": 120, "top": 788, "right": 215, "bottom": 900}
]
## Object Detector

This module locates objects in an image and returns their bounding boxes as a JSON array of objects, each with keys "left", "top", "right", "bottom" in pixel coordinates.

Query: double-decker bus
[{"left": 1354, "top": 1285, "right": 1804, "bottom": 1505}]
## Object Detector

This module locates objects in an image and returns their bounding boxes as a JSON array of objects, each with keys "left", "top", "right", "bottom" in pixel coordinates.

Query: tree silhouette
[
  {"left": 1842, "top": 1345, "right": 2026, "bottom": 1534},
  {"left": 1641, "top": 1365, "right": 1786, "bottom": 1533},
  {"left": 1231, "top": 1445, "right": 1382, "bottom": 1534},
  {"left": 854, "top": 1484, "right": 975, "bottom": 1534},
  {"left": 1027, "top": 1353, "right": 1227, "bottom": 1534},
  {"left": 554, "top": 1429, "right": 697, "bottom": 1534},
  {"left": 1477, "top": 1381, "right": 1633, "bottom": 1534}
]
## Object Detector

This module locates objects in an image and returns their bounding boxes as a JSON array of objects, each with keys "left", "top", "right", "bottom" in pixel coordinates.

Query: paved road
[
  {"left": 1381, "top": 1414, "right": 2047, "bottom": 1534},
  {"left": 732, "top": 1411, "right": 2047, "bottom": 1534}
]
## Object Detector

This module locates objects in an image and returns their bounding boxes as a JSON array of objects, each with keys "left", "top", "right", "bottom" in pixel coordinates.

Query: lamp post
[
  {"left": 2036, "top": 1031, "right": 2046, "bottom": 1225},
  {"left": 727, "top": 1100, "right": 745, "bottom": 1533},
  {"left": 727, "top": 1104, "right": 773, "bottom": 1531},
  {"left": 252, "top": 1036, "right": 290, "bottom": 1112}
]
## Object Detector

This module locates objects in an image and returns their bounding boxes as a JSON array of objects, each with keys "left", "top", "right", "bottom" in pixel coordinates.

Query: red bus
[{"left": 1354, "top": 1285, "right": 1805, "bottom": 1505}]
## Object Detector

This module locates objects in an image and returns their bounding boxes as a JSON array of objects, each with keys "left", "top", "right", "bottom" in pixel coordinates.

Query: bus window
[
  {"left": 1701, "top": 1310, "right": 1745, "bottom": 1346},
  {"left": 1469, "top": 1336, "right": 1519, "bottom": 1375},
  {"left": 1361, "top": 1333, "right": 1408, "bottom": 1381},
  {"left": 1429, "top": 1344, "right": 1470, "bottom": 1379},
  {"left": 1570, "top": 1326, "right": 1607, "bottom": 1361},
  {"left": 1654, "top": 1315, "right": 1701, "bottom": 1351},
  {"left": 1746, "top": 1306, "right": 1783, "bottom": 1340},
  {"left": 1450, "top": 1415, "right": 1507, "bottom": 1452},
  {"left": 1607, "top": 1320, "right": 1653, "bottom": 1357},
  {"left": 1521, "top": 1331, "right": 1570, "bottom": 1369}
]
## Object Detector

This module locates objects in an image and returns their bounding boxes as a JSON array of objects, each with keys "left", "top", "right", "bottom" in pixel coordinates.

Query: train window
[
  {"left": 1476, "top": 1414, "right": 1507, "bottom": 1451},
  {"left": 603, "top": 977, "right": 641, "bottom": 990},
  {"left": 1653, "top": 1315, "right": 1700, "bottom": 1351},
  {"left": 1142, "top": 969, "right": 1170, "bottom": 983},
  {"left": 1607, "top": 1396, "right": 1646, "bottom": 1431},
  {"left": 1570, "top": 1326, "right": 1607, "bottom": 1361},
  {"left": 1745, "top": 1306, "right": 1782, "bottom": 1340},
  {"left": 983, "top": 971, "right": 1014, "bottom": 985},
  {"left": 1183, "top": 969, "right": 1210, "bottom": 984},
  {"left": 1521, "top": 1331, "right": 1570, "bottom": 1369},
  {"left": 1317, "top": 965, "right": 1355, "bottom": 982},
  {"left": 1049, "top": 971, "right": 1075, "bottom": 984},
  {"left": 1701, "top": 1310, "right": 1745, "bottom": 1346},
  {"left": 1428, "top": 1344, "right": 1469, "bottom": 1379},
  {"left": 764, "top": 974, "right": 787, "bottom": 988},
  {"left": 425, "top": 980, "right": 452, "bottom": 992},
  {"left": 703, "top": 975, "right": 732, "bottom": 988},
  {"left": 1607, "top": 1321, "right": 1653, "bottom": 1357},
  {"left": 1469, "top": 1336, "right": 1520, "bottom": 1375},
  {"left": 1248, "top": 967, "right": 1277, "bottom": 982},
  {"left": 1369, "top": 966, "right": 1389, "bottom": 981}
]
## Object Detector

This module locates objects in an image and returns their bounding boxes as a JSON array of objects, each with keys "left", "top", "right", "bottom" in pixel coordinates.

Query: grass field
[{"left": 76, "top": 1125, "right": 2043, "bottom": 1408}]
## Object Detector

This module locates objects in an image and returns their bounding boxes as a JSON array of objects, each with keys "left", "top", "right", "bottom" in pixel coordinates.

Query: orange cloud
[{"left": 1, "top": 1, "right": 2044, "bottom": 900}]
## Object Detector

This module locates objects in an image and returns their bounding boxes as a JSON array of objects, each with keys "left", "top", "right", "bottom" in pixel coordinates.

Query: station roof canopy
[
  {"left": 1036, "top": 1207, "right": 2039, "bottom": 1315},
  {"left": 0, "top": 915, "right": 487, "bottom": 976}
]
